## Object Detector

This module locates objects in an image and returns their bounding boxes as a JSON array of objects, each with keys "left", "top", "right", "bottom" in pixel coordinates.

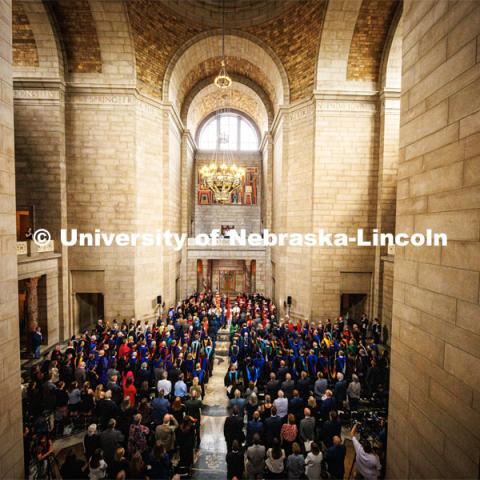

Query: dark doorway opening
[
  {"left": 18, "top": 275, "right": 47, "bottom": 358},
  {"left": 340, "top": 293, "right": 367, "bottom": 322},
  {"left": 75, "top": 293, "right": 104, "bottom": 332}
]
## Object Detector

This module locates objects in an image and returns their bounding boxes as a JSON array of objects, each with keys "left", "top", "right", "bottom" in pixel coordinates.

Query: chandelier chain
[{"left": 201, "top": 0, "right": 244, "bottom": 203}]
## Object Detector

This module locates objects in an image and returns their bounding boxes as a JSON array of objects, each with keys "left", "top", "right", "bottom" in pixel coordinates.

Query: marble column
[
  {"left": 197, "top": 260, "right": 204, "bottom": 291},
  {"left": 245, "top": 260, "right": 251, "bottom": 293},
  {"left": 250, "top": 260, "right": 256, "bottom": 293},
  {"left": 25, "top": 276, "right": 39, "bottom": 333},
  {"left": 201, "top": 259, "right": 211, "bottom": 291}
]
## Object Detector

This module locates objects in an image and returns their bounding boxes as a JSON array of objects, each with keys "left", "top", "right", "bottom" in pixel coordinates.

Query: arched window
[{"left": 198, "top": 111, "right": 259, "bottom": 151}]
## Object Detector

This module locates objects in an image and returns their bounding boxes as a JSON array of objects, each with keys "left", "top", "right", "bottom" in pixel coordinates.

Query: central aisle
[{"left": 192, "top": 329, "right": 230, "bottom": 479}]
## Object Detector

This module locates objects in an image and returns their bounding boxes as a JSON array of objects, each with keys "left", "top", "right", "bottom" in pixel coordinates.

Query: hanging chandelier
[
  {"left": 214, "top": 59, "right": 232, "bottom": 89},
  {"left": 200, "top": 0, "right": 244, "bottom": 204},
  {"left": 214, "top": 0, "right": 231, "bottom": 89},
  {"left": 200, "top": 162, "right": 245, "bottom": 203}
]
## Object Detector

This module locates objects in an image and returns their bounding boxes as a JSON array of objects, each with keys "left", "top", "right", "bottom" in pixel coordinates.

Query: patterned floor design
[{"left": 192, "top": 331, "right": 229, "bottom": 479}]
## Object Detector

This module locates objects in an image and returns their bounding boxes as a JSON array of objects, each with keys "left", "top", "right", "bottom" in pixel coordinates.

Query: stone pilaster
[
  {"left": 14, "top": 81, "right": 69, "bottom": 341},
  {"left": 0, "top": 1, "right": 24, "bottom": 476},
  {"left": 372, "top": 90, "right": 400, "bottom": 330}
]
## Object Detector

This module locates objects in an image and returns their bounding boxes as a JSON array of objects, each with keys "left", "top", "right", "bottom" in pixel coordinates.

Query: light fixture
[
  {"left": 214, "top": 0, "right": 231, "bottom": 89},
  {"left": 214, "top": 60, "right": 232, "bottom": 89},
  {"left": 200, "top": 162, "right": 245, "bottom": 204}
]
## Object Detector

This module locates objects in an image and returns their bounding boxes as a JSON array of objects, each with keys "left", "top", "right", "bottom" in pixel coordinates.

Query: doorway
[
  {"left": 340, "top": 293, "right": 367, "bottom": 322},
  {"left": 219, "top": 270, "right": 236, "bottom": 292},
  {"left": 18, "top": 275, "right": 47, "bottom": 358},
  {"left": 75, "top": 293, "right": 104, "bottom": 332},
  {"left": 211, "top": 259, "right": 245, "bottom": 293}
]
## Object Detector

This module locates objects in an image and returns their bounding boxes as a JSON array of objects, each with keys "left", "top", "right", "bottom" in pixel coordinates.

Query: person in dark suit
[
  {"left": 265, "top": 372, "right": 281, "bottom": 399},
  {"left": 31, "top": 327, "right": 43, "bottom": 359},
  {"left": 277, "top": 360, "right": 289, "bottom": 382},
  {"left": 151, "top": 391, "right": 170, "bottom": 424},
  {"left": 185, "top": 390, "right": 203, "bottom": 448},
  {"left": 99, "top": 418, "right": 125, "bottom": 465},
  {"left": 289, "top": 390, "right": 304, "bottom": 420},
  {"left": 281, "top": 372, "right": 295, "bottom": 399},
  {"left": 325, "top": 435, "right": 346, "bottom": 480},
  {"left": 322, "top": 410, "right": 342, "bottom": 448},
  {"left": 228, "top": 389, "right": 246, "bottom": 415},
  {"left": 83, "top": 424, "right": 100, "bottom": 463},
  {"left": 224, "top": 406, "right": 245, "bottom": 451},
  {"left": 226, "top": 440, "right": 245, "bottom": 480},
  {"left": 264, "top": 406, "right": 283, "bottom": 448},
  {"left": 246, "top": 411, "right": 264, "bottom": 445},
  {"left": 320, "top": 390, "right": 337, "bottom": 420},
  {"left": 297, "top": 371, "right": 312, "bottom": 401},
  {"left": 334, "top": 372, "right": 348, "bottom": 407},
  {"left": 96, "top": 391, "right": 119, "bottom": 429}
]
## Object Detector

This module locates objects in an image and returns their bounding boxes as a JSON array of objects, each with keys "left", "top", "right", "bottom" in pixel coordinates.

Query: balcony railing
[{"left": 17, "top": 240, "right": 54, "bottom": 256}]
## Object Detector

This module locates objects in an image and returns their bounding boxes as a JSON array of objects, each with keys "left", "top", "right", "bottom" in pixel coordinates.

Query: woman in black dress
[{"left": 226, "top": 440, "right": 245, "bottom": 480}]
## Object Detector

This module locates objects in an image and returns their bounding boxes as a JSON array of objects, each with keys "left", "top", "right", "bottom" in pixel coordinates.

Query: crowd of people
[
  {"left": 21, "top": 291, "right": 389, "bottom": 480},
  {"left": 22, "top": 292, "right": 228, "bottom": 479},
  {"left": 223, "top": 294, "right": 388, "bottom": 480}
]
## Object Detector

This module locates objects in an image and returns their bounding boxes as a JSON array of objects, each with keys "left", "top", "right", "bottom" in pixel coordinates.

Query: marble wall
[
  {"left": 387, "top": 1, "right": 480, "bottom": 477},
  {"left": 65, "top": 92, "right": 137, "bottom": 320},
  {"left": 0, "top": 0, "right": 24, "bottom": 476}
]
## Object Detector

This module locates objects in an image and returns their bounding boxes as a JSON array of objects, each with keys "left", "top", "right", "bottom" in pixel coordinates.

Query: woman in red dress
[{"left": 123, "top": 371, "right": 137, "bottom": 408}]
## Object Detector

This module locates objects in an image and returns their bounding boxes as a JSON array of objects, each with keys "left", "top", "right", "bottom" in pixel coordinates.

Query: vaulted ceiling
[{"left": 12, "top": 0, "right": 401, "bottom": 119}]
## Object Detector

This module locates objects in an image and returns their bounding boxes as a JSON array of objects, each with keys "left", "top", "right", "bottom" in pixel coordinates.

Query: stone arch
[
  {"left": 184, "top": 80, "right": 270, "bottom": 139},
  {"left": 182, "top": 73, "right": 273, "bottom": 129},
  {"left": 163, "top": 31, "right": 289, "bottom": 111},
  {"left": 87, "top": 0, "right": 137, "bottom": 85},
  {"left": 12, "top": 0, "right": 64, "bottom": 79},
  {"left": 45, "top": 0, "right": 136, "bottom": 85},
  {"left": 347, "top": 0, "right": 400, "bottom": 84},
  {"left": 12, "top": 1, "right": 39, "bottom": 68},
  {"left": 49, "top": 0, "right": 102, "bottom": 74},
  {"left": 315, "top": 0, "right": 365, "bottom": 91},
  {"left": 379, "top": 3, "right": 403, "bottom": 91},
  {"left": 48, "top": 0, "right": 135, "bottom": 85},
  {"left": 316, "top": 0, "right": 400, "bottom": 91}
]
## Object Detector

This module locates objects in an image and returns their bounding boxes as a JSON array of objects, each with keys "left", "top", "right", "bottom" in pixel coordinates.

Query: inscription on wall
[{"left": 316, "top": 100, "right": 377, "bottom": 113}]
